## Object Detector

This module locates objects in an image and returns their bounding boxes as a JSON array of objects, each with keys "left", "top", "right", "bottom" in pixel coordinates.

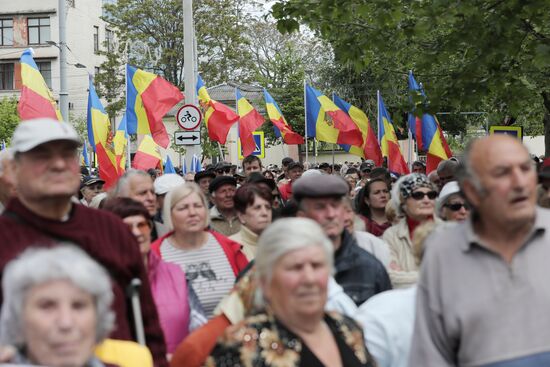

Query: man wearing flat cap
[
  {"left": 79, "top": 175, "right": 105, "bottom": 206},
  {"left": 209, "top": 175, "right": 240, "bottom": 236},
  {"left": 294, "top": 174, "right": 392, "bottom": 305},
  {"left": 0, "top": 118, "right": 168, "bottom": 366}
]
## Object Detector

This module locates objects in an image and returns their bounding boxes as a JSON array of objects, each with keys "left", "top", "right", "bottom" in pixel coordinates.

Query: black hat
[
  {"left": 215, "top": 161, "right": 232, "bottom": 170},
  {"left": 209, "top": 175, "right": 237, "bottom": 193},
  {"left": 282, "top": 157, "right": 294, "bottom": 166},
  {"left": 293, "top": 174, "right": 349, "bottom": 202},
  {"left": 360, "top": 160, "right": 375, "bottom": 172},
  {"left": 247, "top": 172, "right": 277, "bottom": 191},
  {"left": 80, "top": 176, "right": 104, "bottom": 190},
  {"left": 194, "top": 170, "right": 216, "bottom": 183}
]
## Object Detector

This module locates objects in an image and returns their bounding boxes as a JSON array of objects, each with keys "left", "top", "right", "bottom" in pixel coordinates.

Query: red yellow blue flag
[
  {"left": 132, "top": 135, "right": 162, "bottom": 170},
  {"left": 18, "top": 48, "right": 62, "bottom": 121},
  {"left": 263, "top": 88, "right": 304, "bottom": 145},
  {"left": 196, "top": 74, "right": 238, "bottom": 144},
  {"left": 408, "top": 71, "right": 452, "bottom": 173},
  {"left": 236, "top": 88, "right": 264, "bottom": 157},
  {"left": 126, "top": 64, "right": 183, "bottom": 148},
  {"left": 305, "top": 84, "right": 363, "bottom": 146},
  {"left": 333, "top": 93, "right": 382, "bottom": 165},
  {"left": 377, "top": 92, "right": 409, "bottom": 175}
]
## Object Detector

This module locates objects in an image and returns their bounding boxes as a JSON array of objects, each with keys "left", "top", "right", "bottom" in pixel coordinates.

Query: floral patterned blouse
[{"left": 205, "top": 311, "right": 377, "bottom": 367}]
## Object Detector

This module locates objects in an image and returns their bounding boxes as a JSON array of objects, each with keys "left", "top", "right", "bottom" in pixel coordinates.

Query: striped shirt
[{"left": 160, "top": 233, "right": 235, "bottom": 318}]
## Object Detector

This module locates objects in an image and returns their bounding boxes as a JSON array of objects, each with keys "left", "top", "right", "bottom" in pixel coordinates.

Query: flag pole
[
  {"left": 330, "top": 93, "right": 336, "bottom": 169},
  {"left": 377, "top": 90, "right": 381, "bottom": 167},
  {"left": 235, "top": 87, "right": 239, "bottom": 162},
  {"left": 304, "top": 79, "right": 308, "bottom": 164},
  {"left": 124, "top": 61, "right": 131, "bottom": 169}
]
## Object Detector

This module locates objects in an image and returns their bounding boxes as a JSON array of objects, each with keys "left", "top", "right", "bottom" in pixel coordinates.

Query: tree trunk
[{"left": 542, "top": 92, "right": 550, "bottom": 158}]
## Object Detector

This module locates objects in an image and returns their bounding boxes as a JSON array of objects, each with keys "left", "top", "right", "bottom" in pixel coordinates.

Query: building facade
[{"left": 0, "top": 0, "right": 113, "bottom": 120}]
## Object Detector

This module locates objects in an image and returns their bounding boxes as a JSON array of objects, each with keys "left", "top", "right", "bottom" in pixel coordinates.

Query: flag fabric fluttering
[
  {"left": 197, "top": 74, "right": 239, "bottom": 144},
  {"left": 164, "top": 155, "right": 176, "bottom": 174},
  {"left": 263, "top": 88, "right": 304, "bottom": 145},
  {"left": 82, "top": 139, "right": 90, "bottom": 169},
  {"left": 126, "top": 65, "right": 183, "bottom": 149},
  {"left": 18, "top": 48, "right": 62, "bottom": 121},
  {"left": 87, "top": 78, "right": 122, "bottom": 188},
  {"left": 112, "top": 114, "right": 128, "bottom": 173},
  {"left": 191, "top": 154, "right": 202, "bottom": 173},
  {"left": 1, "top": 140, "right": 6, "bottom": 151},
  {"left": 333, "top": 94, "right": 382, "bottom": 165},
  {"left": 377, "top": 92, "right": 409, "bottom": 175},
  {"left": 408, "top": 71, "right": 452, "bottom": 173},
  {"left": 181, "top": 157, "right": 187, "bottom": 174},
  {"left": 132, "top": 135, "right": 162, "bottom": 170},
  {"left": 305, "top": 84, "right": 363, "bottom": 147},
  {"left": 236, "top": 88, "right": 265, "bottom": 157}
]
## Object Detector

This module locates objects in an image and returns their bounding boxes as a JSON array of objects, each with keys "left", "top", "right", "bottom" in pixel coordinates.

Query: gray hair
[
  {"left": 255, "top": 218, "right": 334, "bottom": 286},
  {"left": 0, "top": 245, "right": 115, "bottom": 346},
  {"left": 163, "top": 182, "right": 210, "bottom": 231},
  {"left": 456, "top": 139, "right": 485, "bottom": 195},
  {"left": 436, "top": 159, "right": 459, "bottom": 176},
  {"left": 110, "top": 169, "right": 151, "bottom": 198}
]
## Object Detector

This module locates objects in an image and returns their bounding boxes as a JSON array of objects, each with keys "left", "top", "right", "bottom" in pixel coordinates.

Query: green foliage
[
  {"left": 94, "top": 48, "right": 125, "bottom": 120},
  {"left": 272, "top": 0, "right": 550, "bottom": 154},
  {"left": 0, "top": 97, "right": 20, "bottom": 144}
]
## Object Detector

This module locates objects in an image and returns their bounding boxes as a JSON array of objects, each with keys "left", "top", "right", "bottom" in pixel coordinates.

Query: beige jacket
[
  {"left": 209, "top": 206, "right": 241, "bottom": 237},
  {"left": 382, "top": 218, "right": 419, "bottom": 289}
]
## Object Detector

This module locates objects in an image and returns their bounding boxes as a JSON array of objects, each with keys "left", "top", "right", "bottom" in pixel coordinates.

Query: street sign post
[
  {"left": 175, "top": 131, "right": 201, "bottom": 146},
  {"left": 176, "top": 104, "right": 202, "bottom": 130}
]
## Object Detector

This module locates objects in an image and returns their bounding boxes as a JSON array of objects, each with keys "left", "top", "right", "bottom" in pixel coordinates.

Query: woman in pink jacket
[{"left": 103, "top": 197, "right": 201, "bottom": 355}]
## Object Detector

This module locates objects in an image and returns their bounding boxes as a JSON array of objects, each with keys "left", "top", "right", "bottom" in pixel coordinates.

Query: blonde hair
[
  {"left": 412, "top": 221, "right": 438, "bottom": 266},
  {"left": 162, "top": 183, "right": 210, "bottom": 231}
]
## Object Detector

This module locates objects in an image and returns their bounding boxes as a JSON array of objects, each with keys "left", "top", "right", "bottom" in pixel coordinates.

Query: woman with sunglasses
[
  {"left": 435, "top": 181, "right": 470, "bottom": 222},
  {"left": 383, "top": 173, "right": 439, "bottom": 289}
]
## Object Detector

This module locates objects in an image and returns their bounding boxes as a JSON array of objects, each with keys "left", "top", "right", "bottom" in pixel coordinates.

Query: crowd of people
[{"left": 0, "top": 117, "right": 550, "bottom": 367}]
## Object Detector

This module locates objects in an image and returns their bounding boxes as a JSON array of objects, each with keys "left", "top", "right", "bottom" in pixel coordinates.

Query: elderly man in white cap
[
  {"left": 153, "top": 172, "right": 185, "bottom": 223},
  {"left": 0, "top": 118, "right": 168, "bottom": 366}
]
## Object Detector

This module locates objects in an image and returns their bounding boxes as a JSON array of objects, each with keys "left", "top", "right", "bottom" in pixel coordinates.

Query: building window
[
  {"left": 28, "top": 17, "right": 50, "bottom": 45},
  {"left": 0, "top": 19, "right": 13, "bottom": 46},
  {"left": 0, "top": 63, "right": 14, "bottom": 90},
  {"left": 36, "top": 61, "right": 52, "bottom": 89},
  {"left": 93, "top": 26, "right": 99, "bottom": 53},
  {"left": 105, "top": 28, "right": 114, "bottom": 53}
]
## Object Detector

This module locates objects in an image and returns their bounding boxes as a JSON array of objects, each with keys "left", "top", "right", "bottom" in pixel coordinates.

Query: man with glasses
[
  {"left": 214, "top": 161, "right": 232, "bottom": 177},
  {"left": 410, "top": 135, "right": 550, "bottom": 366}
]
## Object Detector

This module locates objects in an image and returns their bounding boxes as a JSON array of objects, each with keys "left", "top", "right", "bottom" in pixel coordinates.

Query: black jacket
[{"left": 334, "top": 230, "right": 392, "bottom": 305}]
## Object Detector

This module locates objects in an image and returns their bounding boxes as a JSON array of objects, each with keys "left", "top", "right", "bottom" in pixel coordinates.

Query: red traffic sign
[{"left": 176, "top": 104, "right": 202, "bottom": 130}]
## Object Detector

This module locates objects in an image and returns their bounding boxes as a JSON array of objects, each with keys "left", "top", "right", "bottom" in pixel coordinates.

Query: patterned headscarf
[{"left": 398, "top": 173, "right": 436, "bottom": 200}]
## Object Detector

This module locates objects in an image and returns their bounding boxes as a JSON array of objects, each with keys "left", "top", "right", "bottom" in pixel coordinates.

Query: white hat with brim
[
  {"left": 435, "top": 181, "right": 461, "bottom": 216},
  {"left": 11, "top": 118, "right": 81, "bottom": 153}
]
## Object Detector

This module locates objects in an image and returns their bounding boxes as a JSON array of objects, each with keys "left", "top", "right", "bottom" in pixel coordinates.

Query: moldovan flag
[
  {"left": 305, "top": 84, "right": 363, "bottom": 146},
  {"left": 377, "top": 92, "right": 409, "bottom": 175},
  {"left": 333, "top": 93, "right": 382, "bottom": 165},
  {"left": 126, "top": 64, "right": 183, "bottom": 148},
  {"left": 236, "top": 88, "right": 264, "bottom": 157},
  {"left": 197, "top": 74, "right": 239, "bottom": 144},
  {"left": 87, "top": 79, "right": 120, "bottom": 188},
  {"left": 18, "top": 48, "right": 62, "bottom": 121},
  {"left": 132, "top": 135, "right": 161, "bottom": 170},
  {"left": 192, "top": 154, "right": 202, "bottom": 173},
  {"left": 263, "top": 88, "right": 304, "bottom": 144},
  {"left": 408, "top": 71, "right": 452, "bottom": 173},
  {"left": 112, "top": 114, "right": 128, "bottom": 173}
]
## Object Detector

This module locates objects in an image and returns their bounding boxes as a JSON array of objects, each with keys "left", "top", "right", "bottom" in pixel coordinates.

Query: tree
[
  {"left": 272, "top": 0, "right": 550, "bottom": 155},
  {"left": 0, "top": 97, "right": 20, "bottom": 144}
]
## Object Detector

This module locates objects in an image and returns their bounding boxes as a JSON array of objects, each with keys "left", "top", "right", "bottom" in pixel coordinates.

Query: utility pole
[
  {"left": 58, "top": 0, "right": 68, "bottom": 122},
  {"left": 183, "top": 0, "right": 201, "bottom": 169}
]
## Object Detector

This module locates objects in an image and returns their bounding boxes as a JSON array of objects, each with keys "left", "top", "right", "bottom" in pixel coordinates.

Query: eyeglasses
[
  {"left": 217, "top": 168, "right": 231, "bottom": 174},
  {"left": 444, "top": 203, "right": 469, "bottom": 211},
  {"left": 410, "top": 191, "right": 438, "bottom": 200}
]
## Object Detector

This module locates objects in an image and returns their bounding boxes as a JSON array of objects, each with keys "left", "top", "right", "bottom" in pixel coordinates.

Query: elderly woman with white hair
[
  {"left": 382, "top": 173, "right": 438, "bottom": 289},
  {"left": 206, "top": 218, "right": 376, "bottom": 367},
  {"left": 151, "top": 183, "right": 248, "bottom": 318},
  {"left": 435, "top": 181, "right": 470, "bottom": 222},
  {"left": 0, "top": 245, "right": 115, "bottom": 367}
]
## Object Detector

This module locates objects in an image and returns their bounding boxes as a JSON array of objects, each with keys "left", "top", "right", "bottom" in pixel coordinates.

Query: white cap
[
  {"left": 11, "top": 118, "right": 81, "bottom": 153},
  {"left": 154, "top": 173, "right": 185, "bottom": 195},
  {"left": 435, "top": 181, "right": 461, "bottom": 216}
]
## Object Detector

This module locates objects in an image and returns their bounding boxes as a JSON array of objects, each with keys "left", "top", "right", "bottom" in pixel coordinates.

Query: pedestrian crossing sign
[{"left": 238, "top": 131, "right": 265, "bottom": 159}]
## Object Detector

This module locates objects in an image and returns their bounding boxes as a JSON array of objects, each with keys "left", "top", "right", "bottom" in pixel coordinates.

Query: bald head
[{"left": 460, "top": 135, "right": 536, "bottom": 229}]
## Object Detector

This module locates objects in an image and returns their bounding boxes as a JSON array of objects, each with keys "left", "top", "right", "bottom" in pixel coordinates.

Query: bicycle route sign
[{"left": 176, "top": 104, "right": 202, "bottom": 130}]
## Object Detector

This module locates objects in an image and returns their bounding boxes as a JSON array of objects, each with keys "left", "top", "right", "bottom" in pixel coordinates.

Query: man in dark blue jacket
[{"left": 294, "top": 174, "right": 392, "bottom": 305}]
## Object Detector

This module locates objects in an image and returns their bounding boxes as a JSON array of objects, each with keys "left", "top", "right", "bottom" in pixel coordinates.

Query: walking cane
[{"left": 127, "top": 278, "right": 146, "bottom": 346}]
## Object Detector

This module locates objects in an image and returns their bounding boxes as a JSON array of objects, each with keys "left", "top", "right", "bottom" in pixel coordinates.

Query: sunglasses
[
  {"left": 410, "top": 191, "right": 438, "bottom": 200},
  {"left": 444, "top": 203, "right": 469, "bottom": 211},
  {"left": 217, "top": 168, "right": 231, "bottom": 174}
]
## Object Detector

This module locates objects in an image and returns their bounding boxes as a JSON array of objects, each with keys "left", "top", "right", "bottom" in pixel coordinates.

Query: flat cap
[
  {"left": 209, "top": 175, "right": 237, "bottom": 193},
  {"left": 194, "top": 170, "right": 216, "bottom": 183},
  {"left": 12, "top": 118, "right": 81, "bottom": 153},
  {"left": 293, "top": 174, "right": 349, "bottom": 201}
]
